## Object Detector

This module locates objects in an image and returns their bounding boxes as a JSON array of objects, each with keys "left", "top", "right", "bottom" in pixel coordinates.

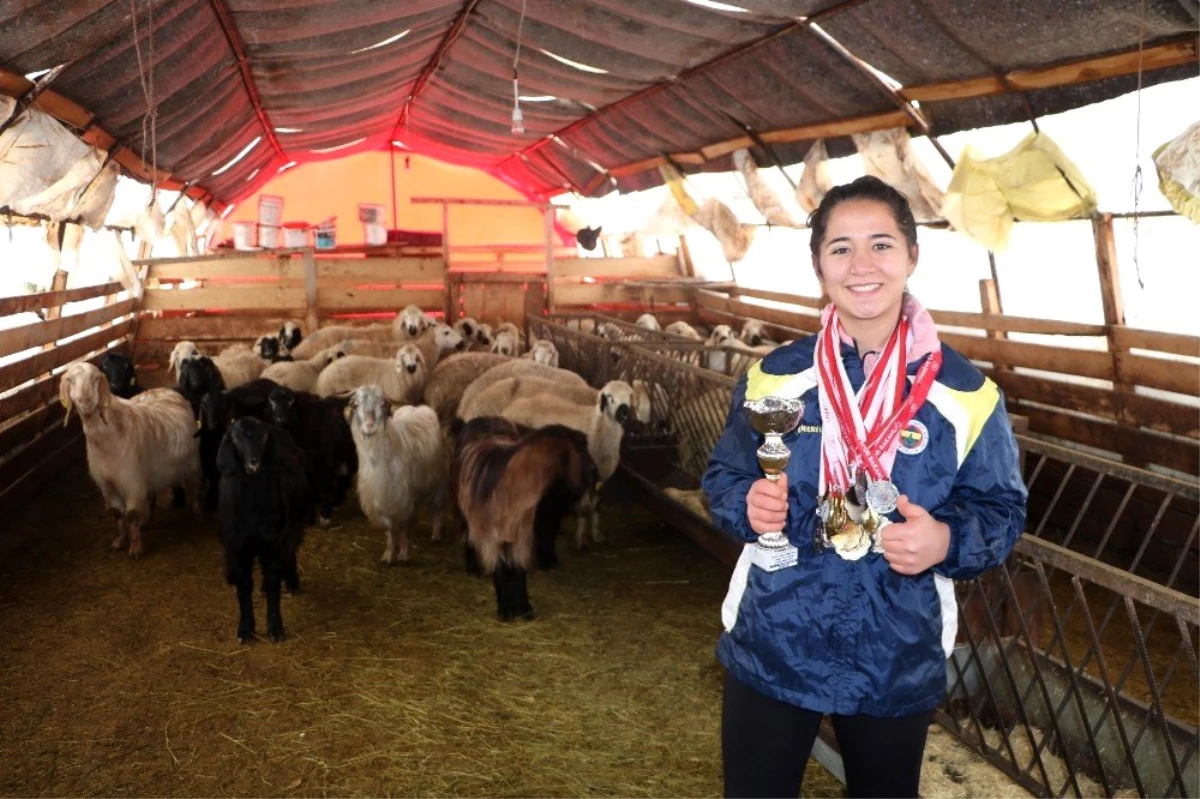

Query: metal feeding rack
[{"left": 531, "top": 313, "right": 1199, "bottom": 799}]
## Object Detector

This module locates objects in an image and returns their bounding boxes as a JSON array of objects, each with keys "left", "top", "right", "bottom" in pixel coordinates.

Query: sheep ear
[
  {"left": 599, "top": 393, "right": 609, "bottom": 413},
  {"left": 216, "top": 433, "right": 240, "bottom": 477}
]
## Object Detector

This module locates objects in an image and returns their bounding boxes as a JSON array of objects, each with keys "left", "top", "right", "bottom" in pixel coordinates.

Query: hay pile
[{"left": 0, "top": 464, "right": 846, "bottom": 798}]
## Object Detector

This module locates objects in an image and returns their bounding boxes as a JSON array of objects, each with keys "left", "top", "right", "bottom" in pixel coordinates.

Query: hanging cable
[
  {"left": 1129, "top": 0, "right": 1147, "bottom": 290},
  {"left": 130, "top": 0, "right": 159, "bottom": 202},
  {"left": 511, "top": 0, "right": 528, "bottom": 135}
]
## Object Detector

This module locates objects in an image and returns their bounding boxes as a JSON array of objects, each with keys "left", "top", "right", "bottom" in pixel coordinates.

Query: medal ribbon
[{"left": 816, "top": 309, "right": 942, "bottom": 496}]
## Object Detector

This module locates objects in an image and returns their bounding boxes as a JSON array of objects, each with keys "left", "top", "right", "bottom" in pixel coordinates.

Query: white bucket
[
  {"left": 258, "top": 225, "right": 279, "bottom": 249},
  {"left": 363, "top": 222, "right": 387, "bottom": 246},
  {"left": 233, "top": 221, "right": 257, "bottom": 250},
  {"left": 282, "top": 225, "right": 309, "bottom": 248},
  {"left": 258, "top": 195, "right": 284, "bottom": 227}
]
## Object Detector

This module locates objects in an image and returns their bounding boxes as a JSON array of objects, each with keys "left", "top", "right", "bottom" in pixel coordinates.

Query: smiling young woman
[{"left": 703, "top": 176, "right": 1027, "bottom": 798}]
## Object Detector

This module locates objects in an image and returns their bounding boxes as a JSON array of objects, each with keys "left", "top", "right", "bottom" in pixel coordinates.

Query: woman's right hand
[{"left": 746, "top": 473, "right": 788, "bottom": 535}]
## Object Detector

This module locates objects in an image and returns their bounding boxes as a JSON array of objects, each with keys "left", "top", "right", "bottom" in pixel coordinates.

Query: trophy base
[{"left": 757, "top": 531, "right": 791, "bottom": 550}]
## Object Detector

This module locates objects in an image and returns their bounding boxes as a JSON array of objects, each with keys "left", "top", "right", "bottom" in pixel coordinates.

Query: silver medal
[{"left": 866, "top": 480, "right": 899, "bottom": 515}]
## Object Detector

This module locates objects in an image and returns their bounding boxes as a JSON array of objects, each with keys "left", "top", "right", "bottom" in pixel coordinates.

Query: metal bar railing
[{"left": 530, "top": 315, "right": 1200, "bottom": 798}]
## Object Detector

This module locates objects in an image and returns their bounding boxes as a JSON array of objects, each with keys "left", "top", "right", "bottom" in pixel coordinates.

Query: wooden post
[
  {"left": 1092, "top": 212, "right": 1141, "bottom": 463},
  {"left": 543, "top": 205, "right": 555, "bottom": 315},
  {"left": 677, "top": 233, "right": 695, "bottom": 277},
  {"left": 441, "top": 202, "right": 453, "bottom": 322},
  {"left": 979, "top": 278, "right": 1009, "bottom": 373},
  {"left": 303, "top": 248, "right": 318, "bottom": 333}
]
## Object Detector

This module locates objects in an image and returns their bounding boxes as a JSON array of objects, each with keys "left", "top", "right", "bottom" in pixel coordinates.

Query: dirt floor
[{"left": 0, "top": 463, "right": 843, "bottom": 798}]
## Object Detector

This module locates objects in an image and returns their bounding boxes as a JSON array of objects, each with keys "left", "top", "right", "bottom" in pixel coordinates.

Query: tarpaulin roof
[{"left": 1, "top": 0, "right": 1196, "bottom": 206}]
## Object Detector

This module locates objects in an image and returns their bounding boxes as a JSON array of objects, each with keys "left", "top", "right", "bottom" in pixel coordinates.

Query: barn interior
[{"left": 1, "top": 1, "right": 1198, "bottom": 797}]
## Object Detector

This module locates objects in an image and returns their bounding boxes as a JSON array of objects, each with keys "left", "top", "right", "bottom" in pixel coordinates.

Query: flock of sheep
[{"left": 59, "top": 306, "right": 670, "bottom": 638}]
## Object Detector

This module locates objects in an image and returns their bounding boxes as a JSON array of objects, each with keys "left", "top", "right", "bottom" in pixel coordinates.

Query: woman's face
[{"left": 812, "top": 199, "right": 917, "bottom": 332}]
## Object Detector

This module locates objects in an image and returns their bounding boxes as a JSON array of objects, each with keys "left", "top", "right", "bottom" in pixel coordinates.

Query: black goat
[
  {"left": 196, "top": 379, "right": 279, "bottom": 510},
  {"left": 266, "top": 385, "right": 357, "bottom": 524},
  {"left": 176, "top": 356, "right": 226, "bottom": 417},
  {"left": 99, "top": 352, "right": 144, "bottom": 399},
  {"left": 217, "top": 417, "right": 308, "bottom": 643},
  {"left": 576, "top": 226, "right": 602, "bottom": 252}
]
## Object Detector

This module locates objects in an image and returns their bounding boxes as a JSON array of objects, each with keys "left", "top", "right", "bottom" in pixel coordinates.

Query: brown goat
[{"left": 452, "top": 416, "right": 598, "bottom": 620}]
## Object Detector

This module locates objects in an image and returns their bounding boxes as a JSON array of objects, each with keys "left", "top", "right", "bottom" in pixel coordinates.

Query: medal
[
  {"left": 866, "top": 479, "right": 899, "bottom": 515},
  {"left": 813, "top": 306, "right": 941, "bottom": 561}
]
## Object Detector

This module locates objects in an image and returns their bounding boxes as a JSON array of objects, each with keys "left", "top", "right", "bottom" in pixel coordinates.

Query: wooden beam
[
  {"left": 393, "top": 0, "right": 484, "bottom": 137},
  {"left": 0, "top": 320, "right": 132, "bottom": 392},
  {"left": 411, "top": 196, "right": 548, "bottom": 209},
  {"left": 136, "top": 316, "right": 301, "bottom": 341},
  {"left": 147, "top": 255, "right": 304, "bottom": 281},
  {"left": 0, "top": 298, "right": 135, "bottom": 356},
  {"left": 0, "top": 401, "right": 65, "bottom": 461},
  {"left": 141, "top": 287, "right": 307, "bottom": 312},
  {"left": 939, "top": 332, "right": 1113, "bottom": 380},
  {"left": 0, "top": 431, "right": 83, "bottom": 520},
  {"left": 553, "top": 283, "right": 692, "bottom": 306},
  {"left": 988, "top": 369, "right": 1199, "bottom": 440},
  {"left": 1018, "top": 406, "right": 1198, "bottom": 477},
  {"left": 207, "top": 0, "right": 286, "bottom": 167},
  {"left": 1111, "top": 327, "right": 1200, "bottom": 359},
  {"left": 0, "top": 350, "right": 108, "bottom": 421},
  {"left": 701, "top": 110, "right": 912, "bottom": 162},
  {"left": 902, "top": 38, "right": 1198, "bottom": 103},
  {"left": 0, "top": 281, "right": 124, "bottom": 317},
  {"left": 303, "top": 249, "right": 318, "bottom": 334},
  {"left": 314, "top": 257, "right": 445, "bottom": 284},
  {"left": 554, "top": 256, "right": 681, "bottom": 280}
]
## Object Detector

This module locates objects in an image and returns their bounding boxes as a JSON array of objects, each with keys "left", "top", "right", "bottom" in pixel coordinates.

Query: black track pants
[{"left": 721, "top": 671, "right": 931, "bottom": 798}]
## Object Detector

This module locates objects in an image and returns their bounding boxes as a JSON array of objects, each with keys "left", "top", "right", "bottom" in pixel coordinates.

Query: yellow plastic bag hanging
[
  {"left": 941, "top": 132, "right": 1097, "bottom": 251},
  {"left": 1153, "top": 121, "right": 1200, "bottom": 224}
]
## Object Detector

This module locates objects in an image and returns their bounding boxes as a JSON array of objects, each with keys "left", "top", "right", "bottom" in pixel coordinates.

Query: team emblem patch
[{"left": 898, "top": 420, "right": 929, "bottom": 455}]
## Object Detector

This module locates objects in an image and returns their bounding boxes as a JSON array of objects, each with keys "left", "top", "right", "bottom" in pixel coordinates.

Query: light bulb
[{"left": 511, "top": 104, "right": 525, "bottom": 135}]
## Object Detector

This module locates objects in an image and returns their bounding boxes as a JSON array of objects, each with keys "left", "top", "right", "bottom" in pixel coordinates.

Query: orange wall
[{"left": 223, "top": 151, "right": 546, "bottom": 248}]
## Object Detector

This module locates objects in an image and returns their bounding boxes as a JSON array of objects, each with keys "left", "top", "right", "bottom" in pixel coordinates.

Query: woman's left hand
[{"left": 879, "top": 494, "right": 951, "bottom": 575}]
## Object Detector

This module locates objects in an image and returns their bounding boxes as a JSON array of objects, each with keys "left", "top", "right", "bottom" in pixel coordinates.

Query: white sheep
[
  {"left": 463, "top": 380, "right": 636, "bottom": 549},
  {"left": 520, "top": 339, "right": 560, "bottom": 367},
  {"left": 315, "top": 343, "right": 426, "bottom": 405},
  {"left": 213, "top": 347, "right": 270, "bottom": 389},
  {"left": 468, "top": 322, "right": 495, "bottom": 352},
  {"left": 456, "top": 359, "right": 587, "bottom": 420},
  {"left": 739, "top": 318, "right": 776, "bottom": 347},
  {"left": 636, "top": 313, "right": 661, "bottom": 331},
  {"left": 396, "top": 304, "right": 433, "bottom": 339},
  {"left": 289, "top": 308, "right": 416, "bottom": 359},
  {"left": 60, "top": 362, "right": 201, "bottom": 558},
  {"left": 453, "top": 317, "right": 480, "bottom": 344},
  {"left": 345, "top": 323, "right": 466, "bottom": 370},
  {"left": 665, "top": 321, "right": 703, "bottom": 340},
  {"left": 260, "top": 343, "right": 348, "bottom": 393},
  {"left": 346, "top": 386, "right": 448, "bottom": 564},
  {"left": 422, "top": 352, "right": 514, "bottom": 423},
  {"left": 168, "top": 341, "right": 203, "bottom": 381},
  {"left": 495, "top": 321, "right": 524, "bottom": 352},
  {"left": 490, "top": 330, "right": 519, "bottom": 357}
]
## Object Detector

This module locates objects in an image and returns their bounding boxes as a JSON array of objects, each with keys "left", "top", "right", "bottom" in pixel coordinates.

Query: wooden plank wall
[
  {"left": 694, "top": 286, "right": 1200, "bottom": 476},
  {"left": 0, "top": 281, "right": 136, "bottom": 518},
  {"left": 550, "top": 253, "right": 696, "bottom": 324},
  {"left": 134, "top": 249, "right": 447, "bottom": 386}
]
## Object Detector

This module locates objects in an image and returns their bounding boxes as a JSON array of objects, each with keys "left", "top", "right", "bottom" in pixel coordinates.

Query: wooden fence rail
[{"left": 0, "top": 281, "right": 133, "bottom": 518}]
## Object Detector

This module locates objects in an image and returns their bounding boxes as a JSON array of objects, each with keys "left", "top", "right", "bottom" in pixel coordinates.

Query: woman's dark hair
[{"left": 807, "top": 175, "right": 918, "bottom": 258}]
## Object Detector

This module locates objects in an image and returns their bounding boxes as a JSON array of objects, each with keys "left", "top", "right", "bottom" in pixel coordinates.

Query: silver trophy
[{"left": 743, "top": 396, "right": 805, "bottom": 550}]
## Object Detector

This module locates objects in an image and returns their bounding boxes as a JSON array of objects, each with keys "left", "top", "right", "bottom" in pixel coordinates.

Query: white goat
[
  {"left": 346, "top": 386, "right": 447, "bottom": 564},
  {"left": 315, "top": 343, "right": 426, "bottom": 405},
  {"left": 60, "top": 362, "right": 201, "bottom": 558}
]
